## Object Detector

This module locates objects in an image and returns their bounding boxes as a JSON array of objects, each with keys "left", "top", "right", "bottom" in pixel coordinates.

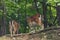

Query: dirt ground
[{"left": 0, "top": 27, "right": 60, "bottom": 40}]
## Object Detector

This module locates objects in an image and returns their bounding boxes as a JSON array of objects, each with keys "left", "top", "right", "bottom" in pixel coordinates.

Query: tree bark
[
  {"left": 1, "top": 0, "right": 6, "bottom": 35},
  {"left": 33, "top": 0, "right": 39, "bottom": 13},
  {"left": 42, "top": 0, "right": 47, "bottom": 28},
  {"left": 56, "top": 5, "right": 60, "bottom": 25},
  {"left": 24, "top": 0, "right": 27, "bottom": 33}
]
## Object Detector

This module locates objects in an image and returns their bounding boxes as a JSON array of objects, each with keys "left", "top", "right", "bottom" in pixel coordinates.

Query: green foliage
[{"left": 1, "top": 0, "right": 59, "bottom": 33}]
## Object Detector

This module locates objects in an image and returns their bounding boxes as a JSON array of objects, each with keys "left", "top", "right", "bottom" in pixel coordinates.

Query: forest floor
[{"left": 0, "top": 27, "right": 60, "bottom": 40}]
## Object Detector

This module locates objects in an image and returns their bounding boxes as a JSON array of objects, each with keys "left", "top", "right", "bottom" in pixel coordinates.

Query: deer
[
  {"left": 27, "top": 13, "right": 44, "bottom": 33},
  {"left": 9, "top": 20, "right": 20, "bottom": 37}
]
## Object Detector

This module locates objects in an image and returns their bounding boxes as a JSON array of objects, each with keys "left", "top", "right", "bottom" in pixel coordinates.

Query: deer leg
[
  {"left": 9, "top": 21, "right": 13, "bottom": 37},
  {"left": 9, "top": 27, "right": 13, "bottom": 37},
  {"left": 16, "top": 28, "right": 19, "bottom": 35},
  {"left": 13, "top": 28, "right": 17, "bottom": 36},
  {"left": 13, "top": 31, "right": 16, "bottom": 36}
]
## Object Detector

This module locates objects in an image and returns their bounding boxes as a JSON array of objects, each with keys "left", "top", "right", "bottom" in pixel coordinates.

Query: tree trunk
[
  {"left": 1, "top": 0, "right": 6, "bottom": 35},
  {"left": 24, "top": 0, "right": 27, "bottom": 33},
  {"left": 0, "top": 17, "right": 2, "bottom": 36},
  {"left": 33, "top": 0, "right": 39, "bottom": 13},
  {"left": 42, "top": 0, "right": 47, "bottom": 28},
  {"left": 56, "top": 5, "right": 60, "bottom": 25}
]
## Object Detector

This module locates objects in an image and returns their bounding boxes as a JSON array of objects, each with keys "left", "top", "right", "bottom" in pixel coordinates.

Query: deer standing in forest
[
  {"left": 27, "top": 13, "right": 44, "bottom": 33},
  {"left": 9, "top": 20, "right": 19, "bottom": 37}
]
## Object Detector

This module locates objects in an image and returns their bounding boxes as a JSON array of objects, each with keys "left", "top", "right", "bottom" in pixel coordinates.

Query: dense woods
[{"left": 0, "top": 0, "right": 60, "bottom": 36}]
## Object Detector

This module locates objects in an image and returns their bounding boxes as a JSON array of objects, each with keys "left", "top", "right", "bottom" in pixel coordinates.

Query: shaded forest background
[{"left": 0, "top": 0, "right": 60, "bottom": 35}]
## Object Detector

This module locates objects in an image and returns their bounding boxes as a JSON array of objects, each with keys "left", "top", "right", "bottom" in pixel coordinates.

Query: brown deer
[
  {"left": 9, "top": 20, "right": 19, "bottom": 37},
  {"left": 27, "top": 13, "right": 44, "bottom": 33}
]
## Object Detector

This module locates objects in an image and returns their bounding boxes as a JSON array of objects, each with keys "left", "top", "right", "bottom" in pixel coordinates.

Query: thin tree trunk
[
  {"left": 48, "top": 4, "right": 53, "bottom": 27},
  {"left": 0, "top": 17, "right": 2, "bottom": 36},
  {"left": 42, "top": 0, "right": 47, "bottom": 28},
  {"left": 1, "top": 0, "right": 6, "bottom": 35},
  {"left": 56, "top": 5, "right": 60, "bottom": 26},
  {"left": 24, "top": 0, "right": 27, "bottom": 33},
  {"left": 33, "top": 0, "right": 39, "bottom": 13}
]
